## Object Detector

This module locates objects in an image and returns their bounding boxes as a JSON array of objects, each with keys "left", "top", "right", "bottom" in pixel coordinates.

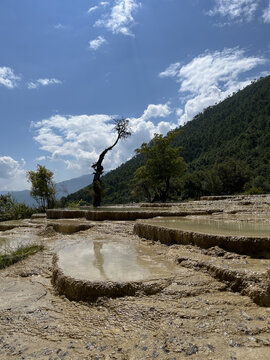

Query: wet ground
[{"left": 0, "top": 196, "right": 270, "bottom": 359}]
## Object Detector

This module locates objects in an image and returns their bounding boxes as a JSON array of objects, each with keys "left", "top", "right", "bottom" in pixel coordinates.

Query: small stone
[
  {"left": 43, "top": 349, "right": 53, "bottom": 356},
  {"left": 151, "top": 350, "right": 159, "bottom": 358},
  {"left": 162, "top": 345, "right": 169, "bottom": 354},
  {"left": 242, "top": 312, "right": 252, "bottom": 321},
  {"left": 185, "top": 344, "right": 198, "bottom": 356}
]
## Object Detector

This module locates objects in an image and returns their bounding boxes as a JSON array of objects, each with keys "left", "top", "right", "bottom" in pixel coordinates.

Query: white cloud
[
  {"left": 89, "top": 36, "right": 107, "bottom": 50},
  {"left": 176, "top": 108, "right": 183, "bottom": 117},
  {"left": 36, "top": 156, "right": 46, "bottom": 161},
  {"left": 140, "top": 103, "right": 171, "bottom": 121},
  {"left": 94, "top": 0, "right": 141, "bottom": 36},
  {"left": 160, "top": 48, "right": 267, "bottom": 125},
  {"left": 159, "top": 63, "right": 181, "bottom": 78},
  {"left": 88, "top": 2, "right": 109, "bottom": 14},
  {"left": 32, "top": 104, "right": 175, "bottom": 175},
  {"left": 88, "top": 6, "right": 99, "bottom": 14},
  {"left": 0, "top": 156, "right": 28, "bottom": 191},
  {"left": 262, "top": 2, "right": 270, "bottom": 22},
  {"left": 54, "top": 23, "right": 69, "bottom": 30},
  {"left": 0, "top": 67, "right": 21, "bottom": 89},
  {"left": 27, "top": 78, "right": 62, "bottom": 90},
  {"left": 208, "top": 0, "right": 258, "bottom": 22},
  {"left": 260, "top": 70, "right": 270, "bottom": 77}
]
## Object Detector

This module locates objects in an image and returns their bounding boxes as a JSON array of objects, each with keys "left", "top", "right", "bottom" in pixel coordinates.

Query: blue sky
[{"left": 0, "top": 0, "right": 269, "bottom": 190}]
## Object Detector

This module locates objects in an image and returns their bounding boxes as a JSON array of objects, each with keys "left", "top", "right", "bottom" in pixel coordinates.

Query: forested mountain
[
  {"left": 64, "top": 75, "right": 270, "bottom": 204},
  {"left": 175, "top": 76, "right": 270, "bottom": 172}
]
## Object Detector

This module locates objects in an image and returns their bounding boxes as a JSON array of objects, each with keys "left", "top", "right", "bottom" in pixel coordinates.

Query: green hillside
[{"left": 64, "top": 75, "right": 270, "bottom": 204}]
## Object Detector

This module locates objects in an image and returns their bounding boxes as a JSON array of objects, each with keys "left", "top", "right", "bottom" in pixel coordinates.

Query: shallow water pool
[
  {"left": 141, "top": 217, "right": 270, "bottom": 238},
  {"left": 57, "top": 238, "right": 176, "bottom": 282}
]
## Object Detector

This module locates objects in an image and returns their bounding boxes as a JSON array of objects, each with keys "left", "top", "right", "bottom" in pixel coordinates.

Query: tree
[
  {"left": 92, "top": 118, "right": 131, "bottom": 207},
  {"left": 27, "top": 164, "right": 56, "bottom": 211},
  {"left": 179, "top": 172, "right": 204, "bottom": 200},
  {"left": 132, "top": 130, "right": 186, "bottom": 202},
  {"left": 200, "top": 159, "right": 251, "bottom": 195}
]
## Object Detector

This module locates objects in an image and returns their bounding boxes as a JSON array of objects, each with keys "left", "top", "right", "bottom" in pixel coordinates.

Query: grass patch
[{"left": 0, "top": 244, "right": 44, "bottom": 269}]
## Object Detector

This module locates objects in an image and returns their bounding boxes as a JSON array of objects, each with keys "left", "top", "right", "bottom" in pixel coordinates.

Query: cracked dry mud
[{"left": 1, "top": 197, "right": 270, "bottom": 360}]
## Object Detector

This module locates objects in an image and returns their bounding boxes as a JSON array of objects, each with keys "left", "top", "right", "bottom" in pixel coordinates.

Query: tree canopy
[
  {"left": 132, "top": 131, "right": 186, "bottom": 202},
  {"left": 27, "top": 164, "right": 56, "bottom": 211}
]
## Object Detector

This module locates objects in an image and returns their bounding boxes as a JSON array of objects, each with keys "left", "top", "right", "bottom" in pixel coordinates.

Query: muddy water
[
  {"left": 143, "top": 217, "right": 270, "bottom": 237},
  {"left": 58, "top": 238, "right": 176, "bottom": 282}
]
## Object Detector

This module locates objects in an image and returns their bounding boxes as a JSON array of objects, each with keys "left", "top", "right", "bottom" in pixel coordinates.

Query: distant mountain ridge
[
  {"left": 0, "top": 174, "right": 93, "bottom": 206},
  {"left": 63, "top": 75, "right": 270, "bottom": 204}
]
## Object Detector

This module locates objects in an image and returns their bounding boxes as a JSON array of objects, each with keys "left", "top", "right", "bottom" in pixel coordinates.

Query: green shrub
[
  {"left": 66, "top": 199, "right": 88, "bottom": 208},
  {"left": 245, "top": 187, "right": 264, "bottom": 195},
  {"left": 0, "top": 194, "right": 36, "bottom": 221}
]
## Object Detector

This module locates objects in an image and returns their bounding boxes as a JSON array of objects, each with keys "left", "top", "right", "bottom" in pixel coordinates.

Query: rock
[{"left": 185, "top": 344, "right": 198, "bottom": 356}]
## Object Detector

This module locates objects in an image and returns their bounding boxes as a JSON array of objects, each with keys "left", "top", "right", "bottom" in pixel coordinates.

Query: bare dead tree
[{"left": 91, "top": 118, "right": 131, "bottom": 207}]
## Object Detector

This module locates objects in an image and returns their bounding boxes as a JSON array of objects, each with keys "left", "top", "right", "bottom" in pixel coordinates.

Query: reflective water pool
[
  {"left": 0, "top": 235, "right": 40, "bottom": 254},
  {"left": 57, "top": 239, "right": 176, "bottom": 282},
  {"left": 141, "top": 217, "right": 270, "bottom": 238}
]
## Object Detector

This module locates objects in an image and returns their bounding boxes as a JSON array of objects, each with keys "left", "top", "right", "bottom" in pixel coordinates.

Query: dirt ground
[{"left": 0, "top": 197, "right": 270, "bottom": 360}]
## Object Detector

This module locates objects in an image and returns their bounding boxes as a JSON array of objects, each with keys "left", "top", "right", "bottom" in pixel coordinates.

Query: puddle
[
  {"left": 142, "top": 217, "right": 270, "bottom": 238},
  {"left": 57, "top": 238, "right": 176, "bottom": 282},
  {"left": 0, "top": 234, "right": 41, "bottom": 254}
]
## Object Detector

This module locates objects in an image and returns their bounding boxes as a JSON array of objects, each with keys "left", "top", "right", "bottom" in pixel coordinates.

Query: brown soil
[{"left": 0, "top": 196, "right": 270, "bottom": 359}]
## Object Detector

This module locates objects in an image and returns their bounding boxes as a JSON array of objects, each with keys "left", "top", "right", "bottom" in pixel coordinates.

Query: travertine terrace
[{"left": 0, "top": 195, "right": 269, "bottom": 359}]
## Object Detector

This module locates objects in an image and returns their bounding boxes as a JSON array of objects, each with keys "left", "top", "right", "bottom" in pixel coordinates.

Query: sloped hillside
[
  {"left": 64, "top": 75, "right": 270, "bottom": 204},
  {"left": 176, "top": 75, "right": 270, "bottom": 172}
]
